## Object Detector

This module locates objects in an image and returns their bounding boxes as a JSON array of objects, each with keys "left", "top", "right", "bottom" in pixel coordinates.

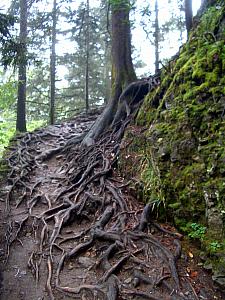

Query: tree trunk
[
  {"left": 16, "top": 0, "right": 27, "bottom": 132},
  {"left": 82, "top": 0, "right": 136, "bottom": 146},
  {"left": 100, "top": 0, "right": 111, "bottom": 105},
  {"left": 103, "top": 37, "right": 111, "bottom": 105},
  {"left": 50, "top": 0, "right": 57, "bottom": 125},
  {"left": 85, "top": 0, "right": 90, "bottom": 113},
  {"left": 184, "top": 0, "right": 193, "bottom": 35},
  {"left": 154, "top": 0, "right": 160, "bottom": 73}
]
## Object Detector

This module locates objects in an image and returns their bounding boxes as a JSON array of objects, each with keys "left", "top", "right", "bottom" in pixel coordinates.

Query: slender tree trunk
[
  {"left": 154, "top": 0, "right": 160, "bottom": 73},
  {"left": 184, "top": 0, "right": 193, "bottom": 35},
  {"left": 82, "top": 0, "right": 136, "bottom": 146},
  {"left": 16, "top": 0, "right": 27, "bottom": 132},
  {"left": 85, "top": 0, "right": 90, "bottom": 113},
  {"left": 50, "top": 0, "right": 57, "bottom": 125}
]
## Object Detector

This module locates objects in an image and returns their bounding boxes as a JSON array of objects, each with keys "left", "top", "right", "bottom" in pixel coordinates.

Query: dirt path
[{"left": 0, "top": 113, "right": 223, "bottom": 300}]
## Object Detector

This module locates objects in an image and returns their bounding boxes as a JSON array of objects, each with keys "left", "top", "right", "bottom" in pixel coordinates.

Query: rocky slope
[{"left": 120, "top": 1, "right": 225, "bottom": 290}]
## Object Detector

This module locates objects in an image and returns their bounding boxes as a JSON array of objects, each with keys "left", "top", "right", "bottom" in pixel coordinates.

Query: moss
[
  {"left": 120, "top": 3, "right": 225, "bottom": 281},
  {"left": 0, "top": 160, "right": 9, "bottom": 180}
]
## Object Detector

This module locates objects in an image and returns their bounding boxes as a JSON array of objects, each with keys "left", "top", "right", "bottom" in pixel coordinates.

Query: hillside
[
  {"left": 0, "top": 1, "right": 224, "bottom": 299},
  {"left": 120, "top": 2, "right": 225, "bottom": 289}
]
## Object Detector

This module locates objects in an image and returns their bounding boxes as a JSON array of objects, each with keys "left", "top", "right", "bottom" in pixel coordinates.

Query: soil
[{"left": 0, "top": 112, "right": 224, "bottom": 300}]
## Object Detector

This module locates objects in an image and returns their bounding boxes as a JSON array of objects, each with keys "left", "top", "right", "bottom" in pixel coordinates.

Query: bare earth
[{"left": 0, "top": 113, "right": 223, "bottom": 300}]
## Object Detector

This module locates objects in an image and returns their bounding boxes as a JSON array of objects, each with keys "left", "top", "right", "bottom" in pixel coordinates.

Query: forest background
[{"left": 0, "top": 0, "right": 201, "bottom": 157}]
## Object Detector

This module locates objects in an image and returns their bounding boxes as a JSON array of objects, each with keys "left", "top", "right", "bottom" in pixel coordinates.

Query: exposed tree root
[{"left": 2, "top": 111, "right": 206, "bottom": 299}]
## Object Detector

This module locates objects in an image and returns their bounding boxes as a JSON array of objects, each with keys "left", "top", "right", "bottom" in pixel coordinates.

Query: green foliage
[
  {"left": 0, "top": 74, "right": 17, "bottom": 157},
  {"left": 0, "top": 12, "right": 23, "bottom": 69},
  {"left": 27, "top": 119, "right": 45, "bottom": 132},
  {"left": 0, "top": 13, "right": 15, "bottom": 42},
  {"left": 0, "top": 75, "right": 17, "bottom": 109},
  {"left": 0, "top": 74, "right": 45, "bottom": 158},
  {"left": 109, "top": 0, "right": 134, "bottom": 10},
  {"left": 141, "top": 154, "right": 166, "bottom": 207},
  {"left": 56, "top": 1, "right": 111, "bottom": 119},
  {"left": 0, "top": 112, "right": 16, "bottom": 158},
  {"left": 0, "top": 116, "right": 45, "bottom": 159},
  {"left": 120, "top": 5, "right": 225, "bottom": 278},
  {"left": 208, "top": 241, "right": 222, "bottom": 253},
  {"left": 134, "top": 4, "right": 225, "bottom": 231},
  {"left": 187, "top": 223, "right": 207, "bottom": 240}
]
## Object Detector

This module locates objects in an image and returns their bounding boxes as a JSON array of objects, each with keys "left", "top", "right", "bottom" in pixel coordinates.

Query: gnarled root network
[{"left": 3, "top": 111, "right": 194, "bottom": 300}]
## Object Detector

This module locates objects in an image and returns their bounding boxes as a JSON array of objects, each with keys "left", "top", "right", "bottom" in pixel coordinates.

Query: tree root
[{"left": 3, "top": 110, "right": 193, "bottom": 299}]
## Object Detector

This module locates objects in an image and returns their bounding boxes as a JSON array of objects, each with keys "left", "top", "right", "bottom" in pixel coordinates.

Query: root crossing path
[{"left": 0, "top": 112, "right": 222, "bottom": 300}]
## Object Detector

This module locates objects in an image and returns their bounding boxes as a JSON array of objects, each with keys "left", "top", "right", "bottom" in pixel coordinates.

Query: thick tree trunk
[
  {"left": 103, "top": 38, "right": 111, "bottom": 105},
  {"left": 50, "top": 0, "right": 57, "bottom": 125},
  {"left": 16, "top": 0, "right": 27, "bottom": 132},
  {"left": 82, "top": 0, "right": 136, "bottom": 146},
  {"left": 185, "top": 0, "right": 193, "bottom": 35}
]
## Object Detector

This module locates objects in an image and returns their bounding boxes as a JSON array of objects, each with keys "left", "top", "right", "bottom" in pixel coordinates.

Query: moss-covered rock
[{"left": 120, "top": 1, "right": 225, "bottom": 287}]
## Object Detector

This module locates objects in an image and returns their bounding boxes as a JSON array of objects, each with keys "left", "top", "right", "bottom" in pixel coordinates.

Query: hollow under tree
[{"left": 82, "top": 0, "right": 136, "bottom": 146}]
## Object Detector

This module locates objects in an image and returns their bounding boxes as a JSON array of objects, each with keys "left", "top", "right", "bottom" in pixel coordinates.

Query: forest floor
[{"left": 0, "top": 112, "right": 224, "bottom": 300}]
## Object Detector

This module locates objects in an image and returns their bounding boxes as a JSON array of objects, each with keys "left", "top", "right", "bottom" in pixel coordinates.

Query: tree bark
[
  {"left": 154, "top": 0, "right": 160, "bottom": 73},
  {"left": 103, "top": 37, "right": 111, "bottom": 105},
  {"left": 85, "top": 0, "right": 90, "bottom": 113},
  {"left": 82, "top": 0, "right": 136, "bottom": 146},
  {"left": 184, "top": 0, "right": 193, "bottom": 35},
  {"left": 16, "top": 0, "right": 27, "bottom": 132},
  {"left": 50, "top": 0, "right": 57, "bottom": 125}
]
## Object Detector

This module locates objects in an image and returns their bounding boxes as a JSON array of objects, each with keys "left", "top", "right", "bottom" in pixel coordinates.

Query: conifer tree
[
  {"left": 82, "top": 0, "right": 136, "bottom": 146},
  {"left": 16, "top": 0, "right": 28, "bottom": 132},
  {"left": 50, "top": 0, "right": 57, "bottom": 124}
]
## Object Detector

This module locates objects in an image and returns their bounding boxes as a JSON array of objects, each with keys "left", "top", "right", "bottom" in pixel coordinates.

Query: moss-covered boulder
[{"left": 120, "top": 1, "right": 225, "bottom": 289}]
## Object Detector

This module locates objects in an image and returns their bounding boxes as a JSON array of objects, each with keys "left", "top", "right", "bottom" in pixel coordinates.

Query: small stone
[
  {"left": 2, "top": 186, "right": 11, "bottom": 192},
  {"left": 203, "top": 262, "right": 212, "bottom": 270},
  {"left": 52, "top": 180, "right": 58, "bottom": 184},
  {"left": 124, "top": 277, "right": 132, "bottom": 284},
  {"left": 199, "top": 289, "right": 209, "bottom": 299},
  {"left": 199, "top": 252, "right": 207, "bottom": 261},
  {"left": 133, "top": 277, "right": 140, "bottom": 287},
  {"left": 12, "top": 265, "right": 18, "bottom": 269},
  {"left": 20, "top": 270, "right": 27, "bottom": 276},
  {"left": 68, "top": 263, "right": 74, "bottom": 270},
  {"left": 78, "top": 256, "right": 94, "bottom": 268},
  {"left": 56, "top": 155, "right": 63, "bottom": 160},
  {"left": 212, "top": 273, "right": 225, "bottom": 289},
  {"left": 192, "top": 155, "right": 201, "bottom": 162},
  {"left": 212, "top": 276, "right": 225, "bottom": 289}
]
